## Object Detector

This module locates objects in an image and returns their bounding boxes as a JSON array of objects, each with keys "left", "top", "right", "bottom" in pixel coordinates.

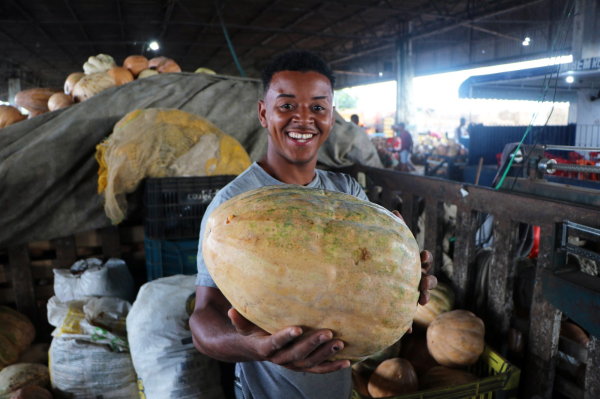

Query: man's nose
[{"left": 293, "top": 106, "right": 314, "bottom": 125}]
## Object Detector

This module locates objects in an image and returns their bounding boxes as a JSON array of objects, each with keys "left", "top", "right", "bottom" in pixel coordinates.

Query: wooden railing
[{"left": 344, "top": 164, "right": 600, "bottom": 399}]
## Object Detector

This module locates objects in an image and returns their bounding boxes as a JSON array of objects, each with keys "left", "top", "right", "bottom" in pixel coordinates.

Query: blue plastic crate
[{"left": 144, "top": 238, "right": 199, "bottom": 281}]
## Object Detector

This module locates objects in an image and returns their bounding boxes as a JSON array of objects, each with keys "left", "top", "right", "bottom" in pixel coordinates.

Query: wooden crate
[
  {"left": 0, "top": 225, "right": 146, "bottom": 342},
  {"left": 345, "top": 164, "right": 600, "bottom": 398}
]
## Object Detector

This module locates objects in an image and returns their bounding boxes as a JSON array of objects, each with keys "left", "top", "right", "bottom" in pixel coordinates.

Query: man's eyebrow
[
  {"left": 312, "top": 96, "right": 328, "bottom": 100},
  {"left": 276, "top": 94, "right": 295, "bottom": 98}
]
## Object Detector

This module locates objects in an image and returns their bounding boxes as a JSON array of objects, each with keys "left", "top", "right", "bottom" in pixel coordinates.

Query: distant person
[
  {"left": 454, "top": 117, "right": 469, "bottom": 139},
  {"left": 392, "top": 123, "right": 414, "bottom": 172},
  {"left": 350, "top": 114, "right": 360, "bottom": 125}
]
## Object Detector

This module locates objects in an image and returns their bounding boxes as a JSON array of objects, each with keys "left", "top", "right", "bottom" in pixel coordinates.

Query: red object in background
[
  {"left": 529, "top": 226, "right": 540, "bottom": 259},
  {"left": 387, "top": 137, "right": 401, "bottom": 151}
]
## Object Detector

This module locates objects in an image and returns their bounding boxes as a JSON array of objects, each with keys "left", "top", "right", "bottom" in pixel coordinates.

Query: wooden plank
[
  {"left": 555, "top": 374, "right": 584, "bottom": 399},
  {"left": 54, "top": 235, "right": 77, "bottom": 269},
  {"left": 120, "top": 225, "right": 145, "bottom": 244},
  {"left": 524, "top": 225, "right": 562, "bottom": 399},
  {"left": 486, "top": 217, "right": 519, "bottom": 356},
  {"left": 559, "top": 337, "right": 589, "bottom": 364},
  {"left": 424, "top": 198, "right": 444, "bottom": 275},
  {"left": 400, "top": 193, "right": 417, "bottom": 234},
  {"left": 100, "top": 226, "right": 122, "bottom": 259},
  {"left": 452, "top": 207, "right": 478, "bottom": 309},
  {"left": 585, "top": 336, "right": 600, "bottom": 399},
  {"left": 0, "top": 264, "right": 6, "bottom": 283},
  {"left": 360, "top": 166, "right": 600, "bottom": 228},
  {"left": 7, "top": 245, "right": 40, "bottom": 336},
  {"left": 381, "top": 187, "right": 396, "bottom": 211},
  {"left": 0, "top": 285, "right": 55, "bottom": 304},
  {"left": 74, "top": 229, "right": 101, "bottom": 247}
]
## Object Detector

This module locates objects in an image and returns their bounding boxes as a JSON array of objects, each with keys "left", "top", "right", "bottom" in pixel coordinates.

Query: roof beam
[
  {"left": 0, "top": 20, "right": 393, "bottom": 42},
  {"left": 329, "top": 0, "right": 546, "bottom": 65},
  {"left": 159, "top": 0, "right": 177, "bottom": 40},
  {"left": 0, "top": 28, "right": 66, "bottom": 76},
  {"left": 7, "top": 0, "right": 81, "bottom": 69},
  {"left": 115, "top": 0, "right": 127, "bottom": 55},
  {"left": 62, "top": 0, "right": 97, "bottom": 55},
  {"left": 201, "top": 0, "right": 281, "bottom": 68}
]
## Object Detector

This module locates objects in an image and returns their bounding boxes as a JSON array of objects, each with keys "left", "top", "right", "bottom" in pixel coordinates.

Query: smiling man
[{"left": 190, "top": 50, "right": 437, "bottom": 399}]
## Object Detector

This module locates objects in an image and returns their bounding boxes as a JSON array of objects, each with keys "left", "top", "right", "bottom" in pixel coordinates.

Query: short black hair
[{"left": 261, "top": 50, "right": 336, "bottom": 93}]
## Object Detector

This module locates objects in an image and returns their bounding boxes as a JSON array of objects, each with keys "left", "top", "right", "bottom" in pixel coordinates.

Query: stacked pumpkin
[
  {"left": 0, "top": 306, "right": 52, "bottom": 399},
  {"left": 352, "top": 283, "right": 486, "bottom": 398}
]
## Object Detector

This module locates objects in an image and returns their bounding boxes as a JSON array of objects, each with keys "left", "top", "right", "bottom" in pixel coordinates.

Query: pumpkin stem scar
[{"left": 226, "top": 214, "right": 235, "bottom": 224}]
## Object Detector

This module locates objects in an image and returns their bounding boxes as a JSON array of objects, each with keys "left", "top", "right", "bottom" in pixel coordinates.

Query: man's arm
[{"left": 190, "top": 286, "right": 351, "bottom": 373}]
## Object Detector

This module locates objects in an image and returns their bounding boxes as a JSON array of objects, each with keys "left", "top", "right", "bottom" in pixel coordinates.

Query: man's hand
[
  {"left": 228, "top": 308, "right": 350, "bottom": 374},
  {"left": 392, "top": 210, "right": 438, "bottom": 334}
]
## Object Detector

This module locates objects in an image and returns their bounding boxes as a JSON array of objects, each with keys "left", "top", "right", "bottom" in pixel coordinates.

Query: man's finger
[
  {"left": 263, "top": 327, "right": 302, "bottom": 356},
  {"left": 295, "top": 360, "right": 350, "bottom": 374},
  {"left": 420, "top": 275, "right": 438, "bottom": 292},
  {"left": 290, "top": 339, "right": 344, "bottom": 370},
  {"left": 418, "top": 290, "right": 431, "bottom": 306},
  {"left": 420, "top": 251, "right": 433, "bottom": 273},
  {"left": 392, "top": 210, "right": 405, "bottom": 222},
  {"left": 228, "top": 308, "right": 263, "bottom": 335},
  {"left": 272, "top": 330, "right": 333, "bottom": 365}
]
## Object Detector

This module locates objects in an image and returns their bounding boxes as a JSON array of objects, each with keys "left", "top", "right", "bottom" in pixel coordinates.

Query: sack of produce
[
  {"left": 53, "top": 258, "right": 135, "bottom": 303},
  {"left": 47, "top": 296, "right": 138, "bottom": 399},
  {"left": 127, "top": 275, "right": 224, "bottom": 399},
  {"left": 97, "top": 108, "right": 251, "bottom": 223}
]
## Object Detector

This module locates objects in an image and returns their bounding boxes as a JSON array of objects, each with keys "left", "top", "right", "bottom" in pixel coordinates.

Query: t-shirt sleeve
[
  {"left": 347, "top": 175, "right": 369, "bottom": 202},
  {"left": 196, "top": 193, "right": 228, "bottom": 288}
]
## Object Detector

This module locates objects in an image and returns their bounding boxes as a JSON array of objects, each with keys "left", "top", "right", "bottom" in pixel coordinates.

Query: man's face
[{"left": 258, "top": 71, "right": 334, "bottom": 165}]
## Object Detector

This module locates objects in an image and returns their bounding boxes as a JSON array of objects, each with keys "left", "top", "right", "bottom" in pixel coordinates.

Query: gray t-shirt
[{"left": 196, "top": 162, "right": 368, "bottom": 399}]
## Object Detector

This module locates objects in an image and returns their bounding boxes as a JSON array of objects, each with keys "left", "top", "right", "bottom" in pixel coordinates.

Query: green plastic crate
[{"left": 352, "top": 345, "right": 520, "bottom": 399}]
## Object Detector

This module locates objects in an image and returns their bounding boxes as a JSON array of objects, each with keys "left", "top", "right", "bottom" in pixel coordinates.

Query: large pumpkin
[
  {"left": 400, "top": 333, "right": 438, "bottom": 377},
  {"left": 203, "top": 185, "right": 421, "bottom": 361},
  {"left": 560, "top": 321, "right": 589, "bottom": 348},
  {"left": 0, "top": 105, "right": 26, "bottom": 129},
  {"left": 9, "top": 386, "right": 52, "bottom": 399},
  {"left": 413, "top": 281, "right": 455, "bottom": 329},
  {"left": 353, "top": 340, "right": 402, "bottom": 380},
  {"left": 0, "top": 307, "right": 35, "bottom": 370},
  {"left": 419, "top": 366, "right": 477, "bottom": 390},
  {"left": 14, "top": 88, "right": 61, "bottom": 112},
  {"left": 367, "top": 358, "right": 418, "bottom": 398},
  {"left": 427, "top": 310, "right": 485, "bottom": 367},
  {"left": 0, "top": 364, "right": 49, "bottom": 397}
]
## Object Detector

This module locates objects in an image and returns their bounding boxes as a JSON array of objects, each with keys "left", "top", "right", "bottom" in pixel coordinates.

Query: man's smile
[{"left": 286, "top": 131, "right": 318, "bottom": 144}]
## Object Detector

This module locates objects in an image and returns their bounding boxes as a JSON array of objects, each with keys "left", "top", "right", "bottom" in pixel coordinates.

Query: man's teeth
[{"left": 288, "top": 132, "right": 314, "bottom": 140}]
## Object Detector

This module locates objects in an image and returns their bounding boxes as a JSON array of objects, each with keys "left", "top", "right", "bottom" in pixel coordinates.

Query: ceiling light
[
  {"left": 379, "top": 72, "right": 383, "bottom": 77},
  {"left": 149, "top": 41, "right": 159, "bottom": 51},
  {"left": 522, "top": 40, "right": 529, "bottom": 46},
  {"left": 566, "top": 76, "right": 574, "bottom": 83},
  {"left": 525, "top": 37, "right": 531, "bottom": 42}
]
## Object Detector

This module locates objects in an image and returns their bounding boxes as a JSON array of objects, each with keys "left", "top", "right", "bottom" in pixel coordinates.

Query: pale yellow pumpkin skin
[
  {"left": 427, "top": 310, "right": 485, "bottom": 367},
  {"left": 203, "top": 185, "right": 421, "bottom": 361},
  {"left": 413, "top": 282, "right": 455, "bottom": 329}
]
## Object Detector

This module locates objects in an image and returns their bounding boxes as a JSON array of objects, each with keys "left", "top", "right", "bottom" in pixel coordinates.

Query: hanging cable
[
  {"left": 214, "top": 0, "right": 246, "bottom": 77},
  {"left": 494, "top": 0, "right": 578, "bottom": 190}
]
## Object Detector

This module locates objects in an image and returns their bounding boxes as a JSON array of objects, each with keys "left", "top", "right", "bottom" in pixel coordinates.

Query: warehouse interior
[{"left": 0, "top": 0, "right": 599, "bottom": 398}]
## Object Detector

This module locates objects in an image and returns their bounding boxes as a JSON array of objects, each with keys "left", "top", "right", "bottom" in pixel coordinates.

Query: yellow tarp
[{"left": 97, "top": 108, "right": 251, "bottom": 224}]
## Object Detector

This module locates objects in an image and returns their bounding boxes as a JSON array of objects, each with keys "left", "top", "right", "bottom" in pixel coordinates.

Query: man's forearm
[{"left": 190, "top": 304, "right": 259, "bottom": 363}]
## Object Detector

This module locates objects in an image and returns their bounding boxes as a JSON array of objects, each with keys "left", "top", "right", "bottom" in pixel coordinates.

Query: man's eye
[
  {"left": 281, "top": 104, "right": 293, "bottom": 109},
  {"left": 314, "top": 105, "right": 325, "bottom": 111}
]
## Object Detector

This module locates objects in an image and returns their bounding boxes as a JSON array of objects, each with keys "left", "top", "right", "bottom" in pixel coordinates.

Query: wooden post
[
  {"left": 400, "top": 192, "right": 417, "bottom": 234},
  {"left": 381, "top": 188, "right": 396, "bottom": 212},
  {"left": 7, "top": 245, "right": 40, "bottom": 337},
  {"left": 486, "top": 217, "right": 519, "bottom": 356},
  {"left": 452, "top": 206, "right": 478, "bottom": 309},
  {"left": 525, "top": 224, "right": 562, "bottom": 398},
  {"left": 54, "top": 236, "right": 77, "bottom": 269},
  {"left": 585, "top": 336, "right": 600, "bottom": 399},
  {"left": 424, "top": 198, "right": 444, "bottom": 275},
  {"left": 100, "top": 226, "right": 122, "bottom": 259}
]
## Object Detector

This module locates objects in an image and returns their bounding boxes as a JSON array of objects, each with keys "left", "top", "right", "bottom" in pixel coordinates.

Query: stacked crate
[{"left": 143, "top": 175, "right": 236, "bottom": 281}]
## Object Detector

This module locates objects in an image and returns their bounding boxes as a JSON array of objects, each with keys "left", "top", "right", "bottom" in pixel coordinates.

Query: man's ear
[
  {"left": 330, "top": 105, "right": 336, "bottom": 130},
  {"left": 258, "top": 100, "right": 268, "bottom": 128}
]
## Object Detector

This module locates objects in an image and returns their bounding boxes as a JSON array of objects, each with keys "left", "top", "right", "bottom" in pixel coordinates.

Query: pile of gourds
[
  {"left": 352, "top": 282, "right": 487, "bottom": 398},
  {"left": 0, "top": 306, "right": 52, "bottom": 398},
  {"left": 0, "top": 53, "right": 217, "bottom": 130}
]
